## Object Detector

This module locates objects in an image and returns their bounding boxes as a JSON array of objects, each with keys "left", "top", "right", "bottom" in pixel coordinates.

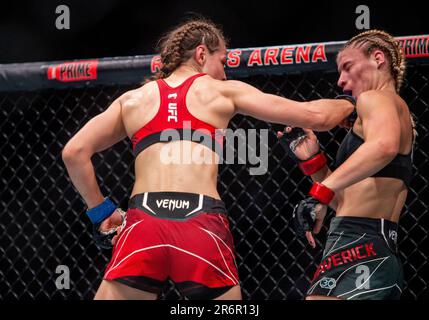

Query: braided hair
[
  {"left": 342, "top": 29, "right": 406, "bottom": 92},
  {"left": 155, "top": 18, "right": 226, "bottom": 79},
  {"left": 342, "top": 30, "right": 416, "bottom": 141}
]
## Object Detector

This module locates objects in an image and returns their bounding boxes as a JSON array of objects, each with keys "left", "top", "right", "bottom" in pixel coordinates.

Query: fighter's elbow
[
  {"left": 376, "top": 139, "right": 399, "bottom": 159},
  {"left": 62, "top": 142, "right": 92, "bottom": 164}
]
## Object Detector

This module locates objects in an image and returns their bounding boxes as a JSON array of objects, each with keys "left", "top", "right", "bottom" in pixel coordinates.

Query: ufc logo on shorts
[{"left": 168, "top": 93, "right": 178, "bottom": 122}]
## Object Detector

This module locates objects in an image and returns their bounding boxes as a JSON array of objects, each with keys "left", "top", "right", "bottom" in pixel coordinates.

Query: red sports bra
[{"left": 131, "top": 73, "right": 224, "bottom": 157}]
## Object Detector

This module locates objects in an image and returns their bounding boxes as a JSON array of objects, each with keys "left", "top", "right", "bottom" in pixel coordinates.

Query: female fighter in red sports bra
[{"left": 62, "top": 18, "right": 354, "bottom": 300}]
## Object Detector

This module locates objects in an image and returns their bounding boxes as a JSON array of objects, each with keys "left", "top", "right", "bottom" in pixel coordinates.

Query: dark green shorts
[{"left": 307, "top": 216, "right": 403, "bottom": 300}]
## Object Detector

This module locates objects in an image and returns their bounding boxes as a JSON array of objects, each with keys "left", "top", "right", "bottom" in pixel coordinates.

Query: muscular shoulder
[
  {"left": 188, "top": 75, "right": 237, "bottom": 116},
  {"left": 356, "top": 90, "right": 398, "bottom": 117},
  {"left": 190, "top": 75, "right": 231, "bottom": 102},
  {"left": 195, "top": 76, "right": 245, "bottom": 92},
  {"left": 192, "top": 75, "right": 225, "bottom": 92},
  {"left": 202, "top": 78, "right": 255, "bottom": 101},
  {"left": 119, "top": 81, "right": 159, "bottom": 108}
]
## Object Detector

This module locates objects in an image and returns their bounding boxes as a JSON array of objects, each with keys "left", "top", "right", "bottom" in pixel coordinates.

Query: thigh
[
  {"left": 94, "top": 280, "right": 157, "bottom": 300},
  {"left": 214, "top": 285, "right": 242, "bottom": 300}
]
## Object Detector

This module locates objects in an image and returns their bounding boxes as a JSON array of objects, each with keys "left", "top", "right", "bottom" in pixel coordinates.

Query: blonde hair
[
  {"left": 342, "top": 30, "right": 417, "bottom": 143},
  {"left": 341, "top": 29, "right": 406, "bottom": 92}
]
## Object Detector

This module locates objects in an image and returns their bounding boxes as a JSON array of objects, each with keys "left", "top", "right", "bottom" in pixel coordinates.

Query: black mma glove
[
  {"left": 278, "top": 127, "right": 327, "bottom": 175},
  {"left": 293, "top": 182, "right": 334, "bottom": 238},
  {"left": 335, "top": 93, "right": 357, "bottom": 125}
]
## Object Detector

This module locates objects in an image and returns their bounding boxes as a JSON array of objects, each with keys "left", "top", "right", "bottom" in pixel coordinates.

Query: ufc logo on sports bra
[{"left": 167, "top": 93, "right": 178, "bottom": 122}]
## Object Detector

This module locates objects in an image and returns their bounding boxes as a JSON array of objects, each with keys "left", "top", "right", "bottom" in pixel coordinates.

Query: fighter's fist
[
  {"left": 293, "top": 198, "right": 327, "bottom": 248},
  {"left": 94, "top": 208, "right": 126, "bottom": 249},
  {"left": 277, "top": 127, "right": 320, "bottom": 161}
]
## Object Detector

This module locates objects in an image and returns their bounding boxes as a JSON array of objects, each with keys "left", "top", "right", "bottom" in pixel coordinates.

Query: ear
[
  {"left": 194, "top": 45, "right": 207, "bottom": 66},
  {"left": 372, "top": 49, "right": 386, "bottom": 69}
]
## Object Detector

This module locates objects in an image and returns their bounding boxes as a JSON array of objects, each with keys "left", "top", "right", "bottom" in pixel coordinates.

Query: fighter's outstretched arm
[{"left": 224, "top": 80, "right": 354, "bottom": 131}]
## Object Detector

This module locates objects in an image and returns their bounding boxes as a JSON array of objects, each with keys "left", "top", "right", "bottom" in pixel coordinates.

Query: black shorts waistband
[
  {"left": 329, "top": 216, "right": 399, "bottom": 252},
  {"left": 128, "top": 192, "right": 227, "bottom": 220}
]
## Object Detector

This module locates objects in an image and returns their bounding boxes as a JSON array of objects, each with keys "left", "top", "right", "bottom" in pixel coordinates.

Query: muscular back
[
  {"left": 335, "top": 91, "right": 413, "bottom": 222},
  {"left": 119, "top": 74, "right": 235, "bottom": 199}
]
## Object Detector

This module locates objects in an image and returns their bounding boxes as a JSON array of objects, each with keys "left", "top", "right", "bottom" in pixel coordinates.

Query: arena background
[{"left": 0, "top": 0, "right": 427, "bottom": 300}]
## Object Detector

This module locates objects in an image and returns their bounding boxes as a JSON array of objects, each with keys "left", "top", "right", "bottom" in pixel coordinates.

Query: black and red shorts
[
  {"left": 307, "top": 216, "right": 403, "bottom": 300},
  {"left": 103, "top": 192, "right": 239, "bottom": 299}
]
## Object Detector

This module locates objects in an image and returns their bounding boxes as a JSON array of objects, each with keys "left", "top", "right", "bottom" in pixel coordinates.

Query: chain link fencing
[{"left": 1, "top": 62, "right": 428, "bottom": 300}]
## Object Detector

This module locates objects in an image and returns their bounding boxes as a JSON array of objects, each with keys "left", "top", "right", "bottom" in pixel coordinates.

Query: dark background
[
  {"left": 0, "top": 0, "right": 426, "bottom": 64},
  {"left": 1, "top": 0, "right": 428, "bottom": 302}
]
